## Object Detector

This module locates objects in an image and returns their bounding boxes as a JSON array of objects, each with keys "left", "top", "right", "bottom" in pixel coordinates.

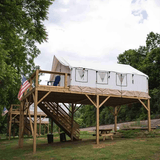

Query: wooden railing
[{"left": 25, "top": 69, "right": 70, "bottom": 96}]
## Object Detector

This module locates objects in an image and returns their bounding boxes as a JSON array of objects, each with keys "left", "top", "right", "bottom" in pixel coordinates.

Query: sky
[{"left": 35, "top": 0, "right": 160, "bottom": 83}]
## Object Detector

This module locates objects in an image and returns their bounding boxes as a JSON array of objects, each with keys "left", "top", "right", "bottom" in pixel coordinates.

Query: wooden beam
[
  {"left": 39, "top": 115, "right": 41, "bottom": 136},
  {"left": 65, "top": 73, "right": 68, "bottom": 88},
  {"left": 9, "top": 105, "right": 12, "bottom": 140},
  {"left": 37, "top": 91, "right": 51, "bottom": 105},
  {"left": 114, "top": 106, "right": 117, "bottom": 132},
  {"left": 28, "top": 109, "right": 33, "bottom": 136},
  {"left": 51, "top": 119, "right": 53, "bottom": 134},
  {"left": 148, "top": 99, "right": 151, "bottom": 132},
  {"left": 117, "top": 106, "right": 121, "bottom": 115},
  {"left": 62, "top": 103, "right": 72, "bottom": 114},
  {"left": 48, "top": 124, "right": 49, "bottom": 134},
  {"left": 99, "top": 96, "right": 110, "bottom": 108},
  {"left": 39, "top": 69, "right": 70, "bottom": 76},
  {"left": 96, "top": 95, "right": 99, "bottom": 145},
  {"left": 74, "top": 104, "right": 82, "bottom": 113},
  {"left": 108, "top": 107, "right": 115, "bottom": 116},
  {"left": 85, "top": 94, "right": 96, "bottom": 107},
  {"left": 74, "top": 98, "right": 88, "bottom": 104},
  {"left": 33, "top": 70, "right": 38, "bottom": 153},
  {"left": 71, "top": 104, "right": 74, "bottom": 141},
  {"left": 33, "top": 89, "right": 38, "bottom": 153},
  {"left": 138, "top": 99, "right": 148, "bottom": 111}
]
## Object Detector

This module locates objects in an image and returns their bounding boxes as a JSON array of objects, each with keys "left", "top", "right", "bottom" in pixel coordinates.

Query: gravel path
[{"left": 80, "top": 119, "right": 160, "bottom": 131}]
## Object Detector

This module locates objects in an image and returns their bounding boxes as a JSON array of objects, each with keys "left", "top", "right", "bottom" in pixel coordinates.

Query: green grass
[{"left": 1, "top": 131, "right": 160, "bottom": 160}]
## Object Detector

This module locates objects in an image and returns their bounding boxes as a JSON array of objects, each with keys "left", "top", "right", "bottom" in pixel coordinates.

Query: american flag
[
  {"left": 2, "top": 107, "right": 8, "bottom": 116},
  {"left": 18, "top": 75, "right": 30, "bottom": 100}
]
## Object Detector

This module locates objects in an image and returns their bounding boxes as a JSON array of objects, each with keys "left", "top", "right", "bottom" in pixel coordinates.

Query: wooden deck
[{"left": 18, "top": 69, "right": 151, "bottom": 153}]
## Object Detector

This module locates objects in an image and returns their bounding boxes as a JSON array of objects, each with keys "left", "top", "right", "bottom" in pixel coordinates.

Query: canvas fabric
[{"left": 69, "top": 85, "right": 150, "bottom": 98}]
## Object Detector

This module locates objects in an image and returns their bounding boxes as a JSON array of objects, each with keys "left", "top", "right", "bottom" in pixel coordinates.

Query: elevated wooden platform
[
  {"left": 18, "top": 70, "right": 151, "bottom": 153},
  {"left": 7, "top": 104, "right": 49, "bottom": 140}
]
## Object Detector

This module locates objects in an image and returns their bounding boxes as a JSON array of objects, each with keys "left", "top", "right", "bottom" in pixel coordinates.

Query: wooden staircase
[
  {"left": 15, "top": 115, "right": 33, "bottom": 135},
  {"left": 38, "top": 102, "right": 80, "bottom": 140}
]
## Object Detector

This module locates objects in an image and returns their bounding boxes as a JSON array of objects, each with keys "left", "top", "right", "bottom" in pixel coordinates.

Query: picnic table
[{"left": 94, "top": 128, "right": 114, "bottom": 141}]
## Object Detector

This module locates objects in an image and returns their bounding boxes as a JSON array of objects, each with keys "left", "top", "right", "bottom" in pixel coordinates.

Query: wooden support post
[
  {"left": 39, "top": 115, "right": 41, "bottom": 136},
  {"left": 7, "top": 114, "right": 9, "bottom": 139},
  {"left": 71, "top": 104, "right": 74, "bottom": 141},
  {"left": 33, "top": 69, "right": 38, "bottom": 153},
  {"left": 148, "top": 99, "right": 151, "bottom": 132},
  {"left": 96, "top": 95, "right": 99, "bottom": 145},
  {"left": 19, "top": 101, "right": 24, "bottom": 148},
  {"left": 44, "top": 125, "right": 46, "bottom": 135},
  {"left": 33, "top": 90, "right": 38, "bottom": 153},
  {"left": 9, "top": 105, "right": 12, "bottom": 140},
  {"left": 64, "top": 73, "right": 67, "bottom": 88},
  {"left": 13, "top": 125, "right": 15, "bottom": 138},
  {"left": 48, "top": 124, "right": 49, "bottom": 134},
  {"left": 114, "top": 106, "right": 117, "bottom": 132},
  {"left": 28, "top": 109, "right": 33, "bottom": 136},
  {"left": 51, "top": 119, "right": 53, "bottom": 134}
]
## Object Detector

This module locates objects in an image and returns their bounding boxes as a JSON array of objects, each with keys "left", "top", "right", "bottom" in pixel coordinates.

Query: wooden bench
[{"left": 101, "top": 133, "right": 114, "bottom": 141}]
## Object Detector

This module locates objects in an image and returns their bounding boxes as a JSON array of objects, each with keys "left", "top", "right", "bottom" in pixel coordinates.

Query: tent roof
[{"left": 54, "top": 55, "right": 148, "bottom": 78}]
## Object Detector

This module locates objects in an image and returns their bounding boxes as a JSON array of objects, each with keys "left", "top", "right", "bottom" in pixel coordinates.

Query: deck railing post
[{"left": 65, "top": 73, "right": 67, "bottom": 88}]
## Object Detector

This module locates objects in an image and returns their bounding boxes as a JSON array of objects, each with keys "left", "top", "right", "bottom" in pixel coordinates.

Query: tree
[
  {"left": 0, "top": 0, "right": 53, "bottom": 133},
  {"left": 117, "top": 32, "right": 160, "bottom": 119}
]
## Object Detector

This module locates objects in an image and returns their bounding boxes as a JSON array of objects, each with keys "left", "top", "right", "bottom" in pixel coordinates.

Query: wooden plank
[
  {"left": 101, "top": 133, "right": 114, "bottom": 136},
  {"left": 138, "top": 99, "right": 148, "bottom": 111},
  {"left": 96, "top": 95, "right": 99, "bottom": 145},
  {"left": 62, "top": 103, "right": 72, "bottom": 114},
  {"left": 33, "top": 72, "right": 38, "bottom": 153},
  {"left": 74, "top": 104, "right": 82, "bottom": 113},
  {"left": 85, "top": 94, "right": 97, "bottom": 107},
  {"left": 39, "top": 69, "right": 70, "bottom": 76},
  {"left": 37, "top": 91, "right": 51, "bottom": 105},
  {"left": 28, "top": 109, "right": 34, "bottom": 136},
  {"left": 39, "top": 115, "right": 41, "bottom": 136},
  {"left": 108, "top": 107, "right": 115, "bottom": 116},
  {"left": 65, "top": 73, "right": 68, "bottom": 88},
  {"left": 51, "top": 119, "right": 53, "bottom": 134},
  {"left": 117, "top": 106, "right": 121, "bottom": 114},
  {"left": 99, "top": 96, "right": 110, "bottom": 108}
]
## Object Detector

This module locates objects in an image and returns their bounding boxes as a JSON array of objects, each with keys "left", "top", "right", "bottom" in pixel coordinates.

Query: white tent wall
[
  {"left": 70, "top": 68, "right": 148, "bottom": 93},
  {"left": 50, "top": 56, "right": 149, "bottom": 98},
  {"left": 50, "top": 61, "right": 70, "bottom": 87}
]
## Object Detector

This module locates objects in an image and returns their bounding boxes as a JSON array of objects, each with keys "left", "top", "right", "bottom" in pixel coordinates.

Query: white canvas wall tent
[{"left": 50, "top": 55, "right": 149, "bottom": 99}]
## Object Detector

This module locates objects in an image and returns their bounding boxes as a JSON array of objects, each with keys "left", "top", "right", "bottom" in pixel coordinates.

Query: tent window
[
  {"left": 75, "top": 68, "right": 88, "bottom": 82},
  {"left": 132, "top": 74, "right": 134, "bottom": 84},
  {"left": 96, "top": 71, "right": 108, "bottom": 84},
  {"left": 116, "top": 73, "right": 127, "bottom": 87}
]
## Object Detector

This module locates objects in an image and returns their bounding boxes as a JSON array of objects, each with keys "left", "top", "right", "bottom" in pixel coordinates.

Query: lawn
[{"left": 0, "top": 131, "right": 160, "bottom": 160}]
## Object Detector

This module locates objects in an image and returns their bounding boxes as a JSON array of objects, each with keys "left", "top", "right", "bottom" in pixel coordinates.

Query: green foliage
[
  {"left": 118, "top": 31, "right": 160, "bottom": 120},
  {"left": 0, "top": 0, "right": 53, "bottom": 133}
]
